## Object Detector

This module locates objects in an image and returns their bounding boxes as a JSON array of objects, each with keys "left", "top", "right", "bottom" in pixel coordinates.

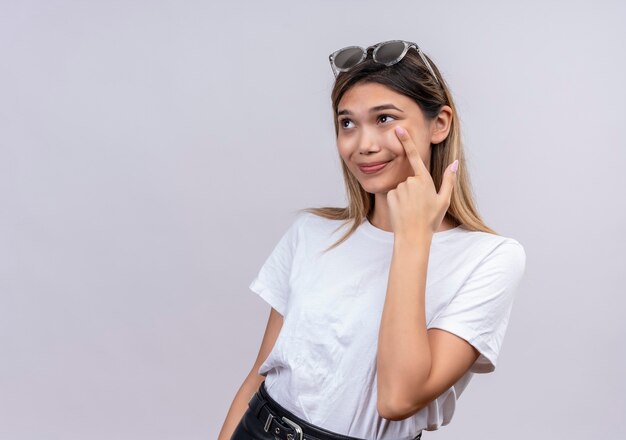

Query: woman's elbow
[{"left": 377, "top": 395, "right": 427, "bottom": 421}]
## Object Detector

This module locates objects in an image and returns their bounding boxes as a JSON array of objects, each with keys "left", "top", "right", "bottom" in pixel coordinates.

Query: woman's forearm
[
  {"left": 217, "top": 375, "right": 263, "bottom": 440},
  {"left": 376, "top": 233, "right": 433, "bottom": 418}
]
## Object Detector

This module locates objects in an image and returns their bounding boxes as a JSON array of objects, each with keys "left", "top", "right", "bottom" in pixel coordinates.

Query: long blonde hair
[{"left": 298, "top": 47, "right": 497, "bottom": 252}]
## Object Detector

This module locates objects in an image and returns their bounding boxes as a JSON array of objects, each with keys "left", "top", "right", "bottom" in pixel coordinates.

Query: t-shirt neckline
[{"left": 361, "top": 216, "right": 463, "bottom": 242}]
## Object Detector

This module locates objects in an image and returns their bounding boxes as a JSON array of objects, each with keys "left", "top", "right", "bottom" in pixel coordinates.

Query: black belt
[{"left": 247, "top": 380, "right": 422, "bottom": 440}]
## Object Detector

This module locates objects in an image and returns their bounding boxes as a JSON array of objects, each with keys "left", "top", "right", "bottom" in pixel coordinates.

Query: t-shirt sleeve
[
  {"left": 427, "top": 240, "right": 527, "bottom": 373},
  {"left": 248, "top": 214, "right": 304, "bottom": 316}
]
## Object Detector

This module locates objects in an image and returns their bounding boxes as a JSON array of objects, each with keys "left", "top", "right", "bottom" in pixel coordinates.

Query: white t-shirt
[{"left": 249, "top": 211, "right": 526, "bottom": 440}]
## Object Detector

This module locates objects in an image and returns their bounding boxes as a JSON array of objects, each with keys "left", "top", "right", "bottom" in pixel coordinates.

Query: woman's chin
[{"left": 360, "top": 182, "right": 394, "bottom": 195}]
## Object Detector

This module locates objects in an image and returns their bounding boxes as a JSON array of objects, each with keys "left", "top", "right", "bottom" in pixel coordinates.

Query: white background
[{"left": 1, "top": 1, "right": 624, "bottom": 439}]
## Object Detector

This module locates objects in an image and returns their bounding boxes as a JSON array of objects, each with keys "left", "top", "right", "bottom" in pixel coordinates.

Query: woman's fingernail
[
  {"left": 395, "top": 126, "right": 406, "bottom": 136},
  {"left": 451, "top": 160, "right": 459, "bottom": 173}
]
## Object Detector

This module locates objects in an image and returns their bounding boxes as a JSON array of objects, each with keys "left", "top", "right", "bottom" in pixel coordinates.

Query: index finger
[{"left": 395, "top": 126, "right": 429, "bottom": 176}]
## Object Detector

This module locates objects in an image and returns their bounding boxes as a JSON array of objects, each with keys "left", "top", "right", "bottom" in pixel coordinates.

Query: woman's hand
[{"left": 387, "top": 126, "right": 458, "bottom": 241}]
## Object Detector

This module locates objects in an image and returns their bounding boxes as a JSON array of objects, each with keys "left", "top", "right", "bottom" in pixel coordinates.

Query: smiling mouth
[{"left": 358, "top": 160, "right": 391, "bottom": 174}]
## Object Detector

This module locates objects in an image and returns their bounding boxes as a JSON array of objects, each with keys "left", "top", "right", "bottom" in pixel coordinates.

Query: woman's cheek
[
  {"left": 385, "top": 129, "right": 405, "bottom": 153},
  {"left": 336, "top": 143, "right": 350, "bottom": 161}
]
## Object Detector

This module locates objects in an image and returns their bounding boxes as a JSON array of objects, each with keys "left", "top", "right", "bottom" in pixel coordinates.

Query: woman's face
[{"left": 336, "top": 82, "right": 451, "bottom": 195}]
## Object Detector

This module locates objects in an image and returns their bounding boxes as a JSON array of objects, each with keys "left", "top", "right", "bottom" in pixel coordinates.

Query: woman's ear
[{"left": 430, "top": 105, "right": 453, "bottom": 144}]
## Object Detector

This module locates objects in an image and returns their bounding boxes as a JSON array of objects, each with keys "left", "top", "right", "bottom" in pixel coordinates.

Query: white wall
[{"left": 1, "top": 1, "right": 624, "bottom": 439}]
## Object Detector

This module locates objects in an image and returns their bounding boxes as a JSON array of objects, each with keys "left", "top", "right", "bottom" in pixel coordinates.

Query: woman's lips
[{"left": 358, "top": 160, "right": 390, "bottom": 174}]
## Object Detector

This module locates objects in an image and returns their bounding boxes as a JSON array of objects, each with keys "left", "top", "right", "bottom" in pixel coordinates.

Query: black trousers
[{"left": 230, "top": 380, "right": 422, "bottom": 440}]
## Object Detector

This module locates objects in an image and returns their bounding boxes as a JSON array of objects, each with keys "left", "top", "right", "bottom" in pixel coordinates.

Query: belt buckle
[
  {"left": 263, "top": 413, "right": 303, "bottom": 440},
  {"left": 280, "top": 416, "right": 304, "bottom": 440},
  {"left": 263, "top": 413, "right": 274, "bottom": 432}
]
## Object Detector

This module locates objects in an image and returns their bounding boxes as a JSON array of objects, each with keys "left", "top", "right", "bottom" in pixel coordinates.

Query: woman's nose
[{"left": 356, "top": 130, "right": 384, "bottom": 153}]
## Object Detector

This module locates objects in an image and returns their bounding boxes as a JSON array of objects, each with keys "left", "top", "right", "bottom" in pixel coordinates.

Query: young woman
[{"left": 219, "top": 40, "right": 526, "bottom": 440}]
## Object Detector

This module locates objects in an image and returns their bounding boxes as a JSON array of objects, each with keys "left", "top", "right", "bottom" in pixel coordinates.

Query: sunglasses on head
[{"left": 328, "top": 40, "right": 439, "bottom": 84}]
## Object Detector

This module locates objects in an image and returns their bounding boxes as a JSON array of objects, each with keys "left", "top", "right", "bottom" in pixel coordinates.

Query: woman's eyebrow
[{"left": 337, "top": 104, "right": 404, "bottom": 116}]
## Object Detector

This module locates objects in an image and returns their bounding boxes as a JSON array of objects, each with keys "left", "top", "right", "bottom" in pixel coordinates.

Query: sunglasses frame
[{"left": 328, "top": 40, "right": 439, "bottom": 84}]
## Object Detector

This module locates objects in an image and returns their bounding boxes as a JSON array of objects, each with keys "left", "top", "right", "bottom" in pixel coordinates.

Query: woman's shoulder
[
  {"left": 459, "top": 229, "right": 526, "bottom": 278},
  {"left": 293, "top": 210, "right": 348, "bottom": 232},
  {"left": 443, "top": 226, "right": 526, "bottom": 271},
  {"left": 454, "top": 225, "right": 524, "bottom": 250}
]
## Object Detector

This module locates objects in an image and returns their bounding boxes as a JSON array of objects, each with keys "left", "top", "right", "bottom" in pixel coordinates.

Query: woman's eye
[
  {"left": 378, "top": 114, "right": 396, "bottom": 124},
  {"left": 339, "top": 114, "right": 396, "bottom": 129},
  {"left": 340, "top": 118, "right": 354, "bottom": 129}
]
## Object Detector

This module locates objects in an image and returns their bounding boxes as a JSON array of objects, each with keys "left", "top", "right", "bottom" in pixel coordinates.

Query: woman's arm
[
  {"left": 217, "top": 307, "right": 284, "bottom": 439},
  {"left": 376, "top": 234, "right": 479, "bottom": 421},
  {"left": 376, "top": 125, "right": 477, "bottom": 421}
]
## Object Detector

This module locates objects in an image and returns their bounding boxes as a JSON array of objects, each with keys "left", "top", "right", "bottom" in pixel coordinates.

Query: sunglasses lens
[
  {"left": 374, "top": 41, "right": 406, "bottom": 64},
  {"left": 334, "top": 47, "right": 365, "bottom": 70}
]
